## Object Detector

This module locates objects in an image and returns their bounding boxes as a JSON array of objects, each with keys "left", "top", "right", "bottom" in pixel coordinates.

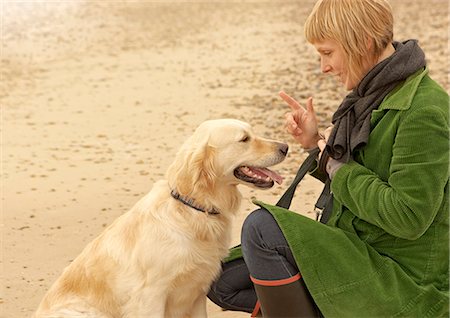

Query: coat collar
[{"left": 377, "top": 67, "right": 428, "bottom": 111}]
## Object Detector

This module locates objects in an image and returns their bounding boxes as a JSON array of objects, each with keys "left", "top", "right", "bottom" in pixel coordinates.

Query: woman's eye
[{"left": 240, "top": 136, "right": 250, "bottom": 142}]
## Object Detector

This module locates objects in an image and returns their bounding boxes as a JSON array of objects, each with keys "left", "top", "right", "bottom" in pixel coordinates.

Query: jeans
[
  {"left": 208, "top": 208, "right": 300, "bottom": 312},
  {"left": 242, "top": 208, "right": 299, "bottom": 279}
]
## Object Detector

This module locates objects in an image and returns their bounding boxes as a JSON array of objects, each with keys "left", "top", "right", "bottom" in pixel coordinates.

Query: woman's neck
[{"left": 377, "top": 43, "right": 395, "bottom": 64}]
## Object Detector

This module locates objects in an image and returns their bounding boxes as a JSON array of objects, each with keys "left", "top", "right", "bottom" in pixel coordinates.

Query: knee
[
  {"left": 208, "top": 276, "right": 230, "bottom": 306},
  {"left": 207, "top": 261, "right": 253, "bottom": 312},
  {"left": 241, "top": 208, "right": 275, "bottom": 251},
  {"left": 208, "top": 281, "right": 254, "bottom": 313}
]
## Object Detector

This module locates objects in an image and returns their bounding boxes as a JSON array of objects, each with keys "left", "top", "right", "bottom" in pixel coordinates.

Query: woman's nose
[
  {"left": 320, "top": 57, "right": 331, "bottom": 73},
  {"left": 321, "top": 63, "right": 332, "bottom": 74}
]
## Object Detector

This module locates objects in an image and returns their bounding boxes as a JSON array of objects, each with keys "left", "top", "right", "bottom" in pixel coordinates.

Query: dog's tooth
[{"left": 265, "top": 177, "right": 271, "bottom": 182}]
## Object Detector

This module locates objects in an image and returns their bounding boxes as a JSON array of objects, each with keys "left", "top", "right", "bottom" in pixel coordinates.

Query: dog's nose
[{"left": 278, "top": 143, "right": 289, "bottom": 156}]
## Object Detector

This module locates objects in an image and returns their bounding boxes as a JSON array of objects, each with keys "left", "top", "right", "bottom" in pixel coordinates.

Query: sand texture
[{"left": 2, "top": 0, "right": 448, "bottom": 317}]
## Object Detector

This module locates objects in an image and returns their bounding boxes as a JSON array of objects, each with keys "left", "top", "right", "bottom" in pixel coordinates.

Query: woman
[{"left": 208, "top": 0, "right": 449, "bottom": 317}]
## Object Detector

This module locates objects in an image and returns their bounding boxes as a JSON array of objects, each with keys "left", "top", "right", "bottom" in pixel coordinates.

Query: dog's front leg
[
  {"left": 124, "top": 304, "right": 165, "bottom": 318},
  {"left": 188, "top": 295, "right": 207, "bottom": 318},
  {"left": 123, "top": 288, "right": 167, "bottom": 318}
]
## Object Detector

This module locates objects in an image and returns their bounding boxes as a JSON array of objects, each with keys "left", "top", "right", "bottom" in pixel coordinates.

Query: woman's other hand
[
  {"left": 317, "top": 126, "right": 344, "bottom": 179},
  {"left": 280, "top": 91, "right": 320, "bottom": 149}
]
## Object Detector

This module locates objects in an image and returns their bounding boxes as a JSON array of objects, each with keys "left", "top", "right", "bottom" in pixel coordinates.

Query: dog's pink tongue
[{"left": 258, "top": 168, "right": 284, "bottom": 185}]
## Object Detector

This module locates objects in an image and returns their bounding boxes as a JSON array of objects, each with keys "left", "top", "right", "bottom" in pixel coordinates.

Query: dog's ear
[
  {"left": 189, "top": 144, "right": 216, "bottom": 193},
  {"left": 167, "top": 136, "right": 217, "bottom": 196}
]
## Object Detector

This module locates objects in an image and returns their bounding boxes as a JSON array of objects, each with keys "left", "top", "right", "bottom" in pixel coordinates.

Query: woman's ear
[{"left": 366, "top": 36, "right": 374, "bottom": 51}]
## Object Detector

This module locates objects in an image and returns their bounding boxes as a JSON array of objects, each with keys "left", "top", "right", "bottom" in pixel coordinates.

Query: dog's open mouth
[{"left": 234, "top": 166, "right": 283, "bottom": 189}]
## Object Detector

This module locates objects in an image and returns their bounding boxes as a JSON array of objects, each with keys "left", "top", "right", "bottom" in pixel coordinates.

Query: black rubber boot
[{"left": 250, "top": 273, "right": 322, "bottom": 318}]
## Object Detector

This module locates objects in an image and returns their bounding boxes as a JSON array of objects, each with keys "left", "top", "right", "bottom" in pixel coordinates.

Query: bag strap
[
  {"left": 276, "top": 147, "right": 333, "bottom": 224},
  {"left": 276, "top": 148, "right": 319, "bottom": 209},
  {"left": 314, "top": 178, "right": 333, "bottom": 224}
]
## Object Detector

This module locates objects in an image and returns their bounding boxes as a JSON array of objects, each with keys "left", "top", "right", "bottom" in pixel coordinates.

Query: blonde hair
[{"left": 304, "top": 0, "right": 394, "bottom": 83}]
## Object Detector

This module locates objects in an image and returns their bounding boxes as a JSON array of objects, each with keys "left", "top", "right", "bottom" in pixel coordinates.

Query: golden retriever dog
[{"left": 34, "top": 119, "right": 288, "bottom": 318}]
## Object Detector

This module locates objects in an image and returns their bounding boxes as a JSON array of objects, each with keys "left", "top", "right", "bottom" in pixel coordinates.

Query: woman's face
[{"left": 313, "top": 39, "right": 358, "bottom": 90}]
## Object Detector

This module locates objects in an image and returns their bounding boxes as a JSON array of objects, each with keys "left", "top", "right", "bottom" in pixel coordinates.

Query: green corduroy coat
[{"left": 227, "top": 68, "right": 449, "bottom": 317}]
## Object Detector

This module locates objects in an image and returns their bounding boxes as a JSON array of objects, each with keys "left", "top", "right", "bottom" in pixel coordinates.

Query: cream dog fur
[{"left": 34, "top": 119, "right": 288, "bottom": 318}]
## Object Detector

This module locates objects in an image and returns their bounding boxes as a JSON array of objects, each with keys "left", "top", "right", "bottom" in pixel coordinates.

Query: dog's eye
[{"left": 240, "top": 135, "right": 250, "bottom": 143}]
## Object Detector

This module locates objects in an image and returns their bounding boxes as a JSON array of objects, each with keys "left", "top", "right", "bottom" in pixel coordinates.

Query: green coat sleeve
[{"left": 331, "top": 105, "right": 449, "bottom": 240}]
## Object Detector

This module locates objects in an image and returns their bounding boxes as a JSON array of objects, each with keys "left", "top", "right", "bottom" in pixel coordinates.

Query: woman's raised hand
[{"left": 280, "top": 91, "right": 320, "bottom": 149}]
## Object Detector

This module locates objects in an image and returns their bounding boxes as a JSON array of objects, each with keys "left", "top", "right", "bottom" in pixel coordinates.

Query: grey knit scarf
[{"left": 325, "top": 39, "right": 426, "bottom": 163}]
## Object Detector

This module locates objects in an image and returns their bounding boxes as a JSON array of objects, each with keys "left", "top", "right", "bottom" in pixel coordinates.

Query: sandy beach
[{"left": 1, "top": 0, "right": 448, "bottom": 317}]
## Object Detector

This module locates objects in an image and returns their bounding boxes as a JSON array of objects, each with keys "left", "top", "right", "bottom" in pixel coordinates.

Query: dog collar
[{"left": 170, "top": 190, "right": 220, "bottom": 216}]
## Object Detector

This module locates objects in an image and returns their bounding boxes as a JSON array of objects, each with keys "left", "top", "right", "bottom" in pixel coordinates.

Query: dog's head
[{"left": 167, "top": 119, "right": 288, "bottom": 196}]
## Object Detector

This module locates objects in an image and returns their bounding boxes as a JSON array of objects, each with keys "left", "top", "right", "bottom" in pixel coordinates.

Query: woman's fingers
[
  {"left": 323, "top": 126, "right": 334, "bottom": 141},
  {"left": 281, "top": 92, "right": 320, "bottom": 148},
  {"left": 279, "top": 91, "right": 302, "bottom": 111},
  {"left": 318, "top": 139, "right": 327, "bottom": 151},
  {"left": 285, "top": 113, "right": 303, "bottom": 135},
  {"left": 305, "top": 96, "right": 315, "bottom": 115}
]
